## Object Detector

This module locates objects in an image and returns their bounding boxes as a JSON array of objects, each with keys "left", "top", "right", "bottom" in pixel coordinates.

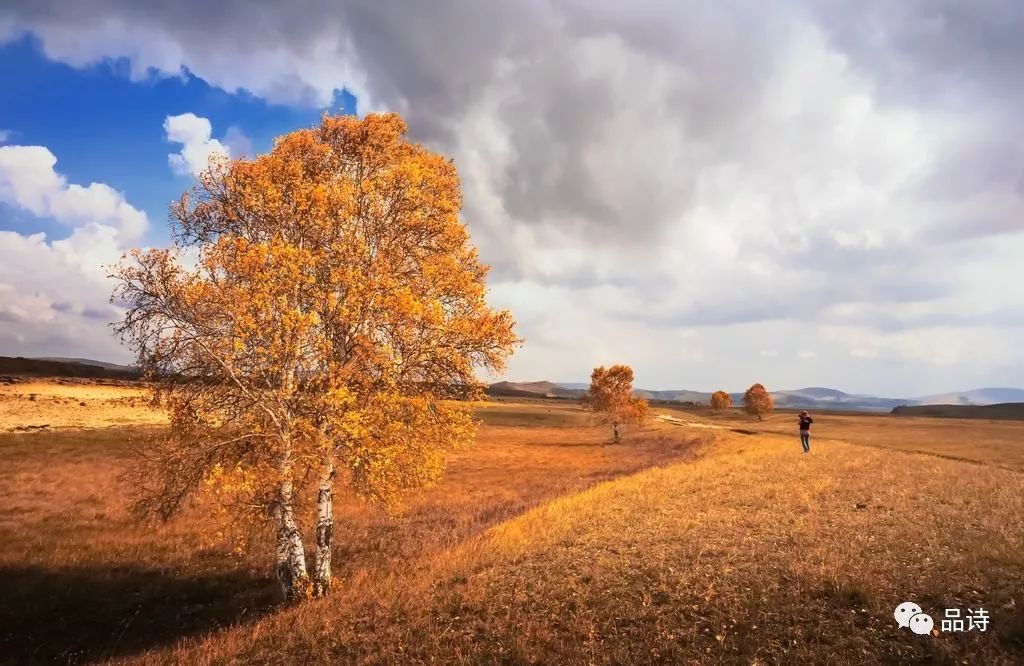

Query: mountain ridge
[
  {"left": 5, "top": 357, "right": 1020, "bottom": 413},
  {"left": 488, "top": 381, "right": 1024, "bottom": 412},
  {"left": 0, "top": 356, "right": 140, "bottom": 380}
]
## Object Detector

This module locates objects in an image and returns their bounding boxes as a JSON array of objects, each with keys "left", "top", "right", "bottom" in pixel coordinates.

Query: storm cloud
[{"left": 1, "top": 0, "right": 1022, "bottom": 393}]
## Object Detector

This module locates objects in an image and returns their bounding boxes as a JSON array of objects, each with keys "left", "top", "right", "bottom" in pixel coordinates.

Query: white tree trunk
[
  {"left": 273, "top": 480, "right": 309, "bottom": 602},
  {"left": 312, "top": 461, "right": 335, "bottom": 597}
]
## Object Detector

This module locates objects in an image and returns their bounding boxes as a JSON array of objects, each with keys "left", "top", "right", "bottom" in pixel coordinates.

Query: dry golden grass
[
  {"left": 0, "top": 379, "right": 165, "bottom": 432},
  {"left": 660, "top": 404, "right": 1024, "bottom": 470},
  {"left": 124, "top": 419, "right": 1024, "bottom": 665},
  {"left": 0, "top": 427, "right": 275, "bottom": 664},
  {"left": 0, "top": 400, "right": 700, "bottom": 664},
  {"left": 3, "top": 392, "right": 1024, "bottom": 664}
]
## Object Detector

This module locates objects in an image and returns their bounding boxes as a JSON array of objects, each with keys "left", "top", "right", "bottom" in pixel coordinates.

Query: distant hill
[
  {"left": 35, "top": 357, "right": 137, "bottom": 373},
  {"left": 486, "top": 381, "right": 584, "bottom": 399},
  {"left": 779, "top": 387, "right": 850, "bottom": 400},
  {"left": 634, "top": 389, "right": 715, "bottom": 403},
  {"left": 0, "top": 356, "right": 139, "bottom": 380},
  {"left": 770, "top": 388, "right": 909, "bottom": 412},
  {"left": 913, "top": 388, "right": 1024, "bottom": 406},
  {"left": 892, "top": 403, "right": 1024, "bottom": 420},
  {"left": 550, "top": 383, "right": 910, "bottom": 412},
  {"left": 488, "top": 381, "right": 1024, "bottom": 414},
  {"left": 8, "top": 356, "right": 1017, "bottom": 416}
]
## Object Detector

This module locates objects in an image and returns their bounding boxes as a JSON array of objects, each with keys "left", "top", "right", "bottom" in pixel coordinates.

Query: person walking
[{"left": 798, "top": 410, "right": 813, "bottom": 453}]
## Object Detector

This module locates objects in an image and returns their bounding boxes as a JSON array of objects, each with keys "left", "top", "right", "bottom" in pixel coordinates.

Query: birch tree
[{"left": 113, "top": 112, "right": 519, "bottom": 601}]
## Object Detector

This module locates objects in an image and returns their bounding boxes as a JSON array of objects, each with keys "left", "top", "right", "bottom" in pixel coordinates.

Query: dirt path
[{"left": 656, "top": 413, "right": 727, "bottom": 430}]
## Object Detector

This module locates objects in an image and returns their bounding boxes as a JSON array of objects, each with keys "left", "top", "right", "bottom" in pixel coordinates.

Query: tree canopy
[
  {"left": 710, "top": 390, "right": 732, "bottom": 411},
  {"left": 113, "top": 112, "right": 519, "bottom": 600},
  {"left": 743, "top": 383, "right": 774, "bottom": 421},
  {"left": 583, "top": 364, "right": 649, "bottom": 443}
]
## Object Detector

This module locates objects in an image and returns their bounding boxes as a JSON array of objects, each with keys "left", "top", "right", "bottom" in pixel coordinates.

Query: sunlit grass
[
  {"left": 0, "top": 403, "right": 700, "bottom": 663},
  {"left": 2, "top": 391, "right": 1023, "bottom": 664},
  {"left": 141, "top": 418, "right": 1024, "bottom": 665}
]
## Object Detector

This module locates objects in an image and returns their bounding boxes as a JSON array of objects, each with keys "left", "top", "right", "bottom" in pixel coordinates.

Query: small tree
[
  {"left": 113, "top": 112, "right": 519, "bottom": 601},
  {"left": 710, "top": 390, "right": 732, "bottom": 411},
  {"left": 743, "top": 383, "right": 774, "bottom": 421},
  {"left": 583, "top": 365, "right": 649, "bottom": 443}
]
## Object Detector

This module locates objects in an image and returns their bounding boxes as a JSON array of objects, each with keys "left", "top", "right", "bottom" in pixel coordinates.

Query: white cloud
[
  {"left": 163, "top": 112, "right": 230, "bottom": 177},
  {"left": 0, "top": 226, "right": 130, "bottom": 361},
  {"left": 819, "top": 325, "right": 1013, "bottom": 368},
  {"left": 0, "top": 1, "right": 1023, "bottom": 392},
  {"left": 0, "top": 143, "right": 147, "bottom": 362},
  {"left": 0, "top": 129, "right": 11, "bottom": 143},
  {"left": 1, "top": 15, "right": 370, "bottom": 108},
  {"left": 0, "top": 144, "right": 148, "bottom": 241}
]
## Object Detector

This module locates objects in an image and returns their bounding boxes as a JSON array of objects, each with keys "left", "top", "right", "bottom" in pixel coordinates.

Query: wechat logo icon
[{"left": 895, "top": 601, "right": 935, "bottom": 636}]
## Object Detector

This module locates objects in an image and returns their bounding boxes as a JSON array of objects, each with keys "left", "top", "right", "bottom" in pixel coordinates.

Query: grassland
[
  {"left": 0, "top": 379, "right": 165, "bottom": 432},
  {"left": 657, "top": 403, "right": 1024, "bottom": 471},
  {"left": 2, "top": 385, "right": 1023, "bottom": 664},
  {"left": 0, "top": 395, "right": 701, "bottom": 664}
]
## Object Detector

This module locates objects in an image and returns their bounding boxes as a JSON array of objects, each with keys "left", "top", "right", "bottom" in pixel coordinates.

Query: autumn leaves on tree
[
  {"left": 583, "top": 365, "right": 649, "bottom": 443},
  {"left": 710, "top": 390, "right": 732, "bottom": 411},
  {"left": 111, "top": 107, "right": 777, "bottom": 608},
  {"left": 743, "top": 383, "right": 774, "bottom": 420},
  {"left": 113, "top": 113, "right": 519, "bottom": 601}
]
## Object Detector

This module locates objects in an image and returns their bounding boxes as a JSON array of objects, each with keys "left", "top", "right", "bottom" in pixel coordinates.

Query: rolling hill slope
[
  {"left": 892, "top": 403, "right": 1024, "bottom": 420},
  {"left": 34, "top": 357, "right": 137, "bottom": 373},
  {"left": 492, "top": 381, "right": 1024, "bottom": 413},
  {"left": 0, "top": 356, "right": 139, "bottom": 380},
  {"left": 914, "top": 388, "right": 1024, "bottom": 406},
  {"left": 496, "top": 381, "right": 915, "bottom": 411},
  {"left": 486, "top": 381, "right": 584, "bottom": 399},
  {"left": 139, "top": 428, "right": 1024, "bottom": 664}
]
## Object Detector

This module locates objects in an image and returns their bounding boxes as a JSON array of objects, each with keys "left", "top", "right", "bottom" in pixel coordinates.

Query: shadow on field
[
  {"left": 0, "top": 564, "right": 275, "bottom": 664},
  {"left": 474, "top": 408, "right": 592, "bottom": 428},
  {"left": 523, "top": 438, "right": 608, "bottom": 448}
]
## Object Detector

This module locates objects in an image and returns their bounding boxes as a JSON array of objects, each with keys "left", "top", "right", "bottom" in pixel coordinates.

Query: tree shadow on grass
[{"left": 0, "top": 564, "right": 275, "bottom": 664}]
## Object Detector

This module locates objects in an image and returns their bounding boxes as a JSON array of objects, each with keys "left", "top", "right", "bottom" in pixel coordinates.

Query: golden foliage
[
  {"left": 742, "top": 382, "right": 774, "bottom": 420},
  {"left": 112, "top": 112, "right": 520, "bottom": 594},
  {"left": 710, "top": 390, "right": 732, "bottom": 411},
  {"left": 582, "top": 364, "right": 649, "bottom": 442}
]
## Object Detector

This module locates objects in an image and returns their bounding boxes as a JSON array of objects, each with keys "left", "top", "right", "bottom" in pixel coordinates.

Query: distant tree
[
  {"left": 710, "top": 390, "right": 732, "bottom": 411},
  {"left": 743, "top": 383, "right": 774, "bottom": 421},
  {"left": 113, "top": 112, "right": 519, "bottom": 602},
  {"left": 583, "top": 365, "right": 649, "bottom": 443}
]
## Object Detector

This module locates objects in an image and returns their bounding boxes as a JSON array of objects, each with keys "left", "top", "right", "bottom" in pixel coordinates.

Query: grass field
[
  {"left": 657, "top": 403, "right": 1024, "bottom": 470},
  {"left": 1, "top": 386, "right": 1023, "bottom": 664},
  {"left": 0, "top": 397, "right": 702, "bottom": 664},
  {"left": 0, "top": 380, "right": 165, "bottom": 432}
]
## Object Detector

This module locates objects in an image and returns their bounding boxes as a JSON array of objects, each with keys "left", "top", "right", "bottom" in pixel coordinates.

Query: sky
[{"left": 0, "top": 1, "right": 1022, "bottom": 397}]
